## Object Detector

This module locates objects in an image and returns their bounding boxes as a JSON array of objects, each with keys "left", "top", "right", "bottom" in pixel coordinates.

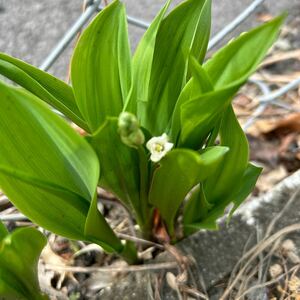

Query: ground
[{"left": 0, "top": 0, "right": 300, "bottom": 299}]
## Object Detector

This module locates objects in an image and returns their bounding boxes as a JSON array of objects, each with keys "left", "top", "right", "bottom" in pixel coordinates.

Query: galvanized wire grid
[{"left": 40, "top": 0, "right": 300, "bottom": 132}]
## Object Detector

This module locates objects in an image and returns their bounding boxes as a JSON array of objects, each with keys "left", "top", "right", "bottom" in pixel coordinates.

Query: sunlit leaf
[
  {"left": 139, "top": 0, "right": 211, "bottom": 135},
  {"left": 124, "top": 0, "right": 172, "bottom": 113},
  {"left": 203, "top": 15, "right": 285, "bottom": 88},
  {"left": 0, "top": 53, "right": 88, "bottom": 131},
  {"left": 71, "top": 0, "right": 131, "bottom": 132},
  {"left": 0, "top": 81, "right": 123, "bottom": 253}
]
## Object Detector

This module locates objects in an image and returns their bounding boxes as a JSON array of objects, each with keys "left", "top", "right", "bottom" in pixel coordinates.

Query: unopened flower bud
[
  {"left": 118, "top": 112, "right": 145, "bottom": 148},
  {"left": 118, "top": 112, "right": 139, "bottom": 135}
]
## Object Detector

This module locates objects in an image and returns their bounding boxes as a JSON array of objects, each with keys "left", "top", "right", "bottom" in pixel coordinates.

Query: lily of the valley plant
[{"left": 0, "top": 0, "right": 284, "bottom": 273}]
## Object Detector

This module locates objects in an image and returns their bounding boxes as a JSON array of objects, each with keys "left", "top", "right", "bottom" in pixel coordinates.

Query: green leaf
[
  {"left": 170, "top": 56, "right": 214, "bottom": 142},
  {"left": 139, "top": 0, "right": 211, "bottom": 135},
  {"left": 0, "top": 221, "right": 8, "bottom": 242},
  {"left": 0, "top": 53, "right": 88, "bottom": 132},
  {"left": 228, "top": 163, "right": 262, "bottom": 218},
  {"left": 0, "top": 227, "right": 48, "bottom": 300},
  {"left": 203, "top": 15, "right": 285, "bottom": 88},
  {"left": 178, "top": 84, "right": 240, "bottom": 149},
  {"left": 184, "top": 163, "right": 262, "bottom": 232},
  {"left": 84, "top": 194, "right": 123, "bottom": 253},
  {"left": 183, "top": 183, "right": 212, "bottom": 235},
  {"left": 71, "top": 0, "right": 131, "bottom": 132},
  {"left": 124, "top": 0, "right": 172, "bottom": 113},
  {"left": 0, "top": 81, "right": 100, "bottom": 241},
  {"left": 204, "top": 106, "right": 249, "bottom": 202},
  {"left": 148, "top": 146, "right": 228, "bottom": 235},
  {"left": 87, "top": 118, "right": 144, "bottom": 225}
]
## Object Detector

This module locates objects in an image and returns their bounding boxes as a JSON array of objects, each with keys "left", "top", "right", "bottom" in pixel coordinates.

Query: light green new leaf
[
  {"left": 184, "top": 163, "right": 262, "bottom": 232},
  {"left": 124, "top": 0, "right": 172, "bottom": 113},
  {"left": 148, "top": 146, "right": 228, "bottom": 235},
  {"left": 140, "top": 0, "right": 211, "bottom": 135},
  {"left": 87, "top": 118, "right": 144, "bottom": 225},
  {"left": 0, "top": 226, "right": 48, "bottom": 300},
  {"left": 204, "top": 15, "right": 285, "bottom": 88},
  {"left": 71, "top": 0, "right": 132, "bottom": 132},
  {"left": 0, "top": 53, "right": 88, "bottom": 131},
  {"left": 0, "top": 82, "right": 122, "bottom": 252}
]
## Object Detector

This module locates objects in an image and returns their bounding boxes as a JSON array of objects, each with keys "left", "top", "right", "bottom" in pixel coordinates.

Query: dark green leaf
[
  {"left": 204, "top": 105, "right": 249, "bottom": 202},
  {"left": 183, "top": 183, "right": 212, "bottom": 235},
  {"left": 148, "top": 146, "right": 228, "bottom": 235},
  {"left": 85, "top": 194, "right": 124, "bottom": 253},
  {"left": 71, "top": 0, "right": 131, "bottom": 132},
  {"left": 0, "top": 227, "right": 48, "bottom": 300},
  {"left": 87, "top": 118, "right": 145, "bottom": 226},
  {"left": 184, "top": 163, "right": 262, "bottom": 232}
]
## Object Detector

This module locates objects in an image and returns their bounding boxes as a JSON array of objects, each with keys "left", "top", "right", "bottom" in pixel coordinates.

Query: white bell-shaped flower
[{"left": 146, "top": 133, "right": 174, "bottom": 162}]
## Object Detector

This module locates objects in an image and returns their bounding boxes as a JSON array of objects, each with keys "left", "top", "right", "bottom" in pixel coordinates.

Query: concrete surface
[
  {"left": 98, "top": 170, "right": 300, "bottom": 299},
  {"left": 0, "top": 0, "right": 299, "bottom": 79}
]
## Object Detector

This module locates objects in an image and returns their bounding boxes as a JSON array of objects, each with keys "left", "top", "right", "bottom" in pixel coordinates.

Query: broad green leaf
[
  {"left": 183, "top": 183, "right": 212, "bottom": 235},
  {"left": 87, "top": 118, "right": 145, "bottom": 225},
  {"left": 178, "top": 84, "right": 240, "bottom": 149},
  {"left": 148, "top": 146, "right": 228, "bottom": 235},
  {"left": 124, "top": 0, "right": 172, "bottom": 113},
  {"left": 228, "top": 163, "right": 262, "bottom": 218},
  {"left": 0, "top": 53, "right": 88, "bottom": 131},
  {"left": 85, "top": 194, "right": 124, "bottom": 253},
  {"left": 204, "top": 106, "right": 249, "bottom": 202},
  {"left": 174, "top": 16, "right": 284, "bottom": 149},
  {"left": 71, "top": 0, "right": 132, "bottom": 132},
  {"left": 0, "top": 221, "right": 8, "bottom": 242},
  {"left": 183, "top": 183, "right": 212, "bottom": 234},
  {"left": 184, "top": 163, "right": 262, "bottom": 232},
  {"left": 0, "top": 227, "right": 48, "bottom": 300},
  {"left": 0, "top": 81, "right": 111, "bottom": 246},
  {"left": 204, "top": 15, "right": 285, "bottom": 88},
  {"left": 170, "top": 56, "right": 214, "bottom": 142},
  {"left": 140, "top": 0, "right": 211, "bottom": 135}
]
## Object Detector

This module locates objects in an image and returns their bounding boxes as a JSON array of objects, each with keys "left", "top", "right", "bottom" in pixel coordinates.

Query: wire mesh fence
[{"left": 38, "top": 0, "right": 300, "bottom": 133}]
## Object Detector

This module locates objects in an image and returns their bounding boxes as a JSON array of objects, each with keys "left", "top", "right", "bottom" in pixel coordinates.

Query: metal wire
[
  {"left": 39, "top": 0, "right": 102, "bottom": 71},
  {"left": 259, "top": 77, "right": 300, "bottom": 103},
  {"left": 37, "top": 0, "right": 300, "bottom": 130},
  {"left": 39, "top": 0, "right": 150, "bottom": 71},
  {"left": 207, "top": 0, "right": 266, "bottom": 51}
]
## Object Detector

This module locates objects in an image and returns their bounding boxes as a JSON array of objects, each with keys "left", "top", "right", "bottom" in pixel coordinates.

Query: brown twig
[
  {"left": 45, "top": 261, "right": 178, "bottom": 273},
  {"left": 220, "top": 224, "right": 300, "bottom": 300}
]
